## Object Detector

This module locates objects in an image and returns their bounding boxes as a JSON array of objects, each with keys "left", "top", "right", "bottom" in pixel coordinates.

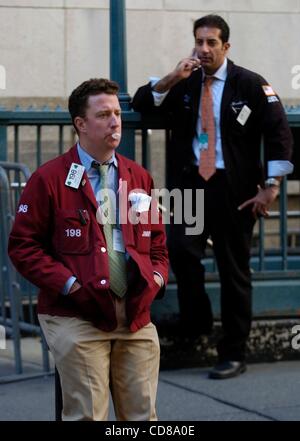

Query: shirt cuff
[
  {"left": 153, "top": 271, "right": 164, "bottom": 287},
  {"left": 149, "top": 77, "right": 169, "bottom": 107},
  {"left": 267, "top": 160, "right": 294, "bottom": 177},
  {"left": 62, "top": 276, "right": 77, "bottom": 295}
]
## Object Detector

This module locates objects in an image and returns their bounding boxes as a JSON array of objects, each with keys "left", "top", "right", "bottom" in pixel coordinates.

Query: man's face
[
  {"left": 194, "top": 26, "right": 230, "bottom": 74},
  {"left": 77, "top": 93, "right": 122, "bottom": 151}
]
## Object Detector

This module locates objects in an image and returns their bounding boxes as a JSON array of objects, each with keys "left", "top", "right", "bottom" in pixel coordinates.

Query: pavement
[{"left": 0, "top": 337, "right": 300, "bottom": 421}]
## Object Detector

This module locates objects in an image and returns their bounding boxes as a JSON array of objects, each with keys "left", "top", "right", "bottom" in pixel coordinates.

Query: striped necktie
[
  {"left": 96, "top": 162, "right": 127, "bottom": 298},
  {"left": 198, "top": 76, "right": 216, "bottom": 181}
]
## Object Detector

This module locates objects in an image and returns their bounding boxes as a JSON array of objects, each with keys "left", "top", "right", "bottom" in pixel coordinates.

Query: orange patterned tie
[{"left": 198, "top": 76, "right": 216, "bottom": 181}]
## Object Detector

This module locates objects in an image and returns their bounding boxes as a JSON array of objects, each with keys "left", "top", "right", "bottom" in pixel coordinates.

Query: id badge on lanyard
[{"left": 198, "top": 133, "right": 209, "bottom": 151}]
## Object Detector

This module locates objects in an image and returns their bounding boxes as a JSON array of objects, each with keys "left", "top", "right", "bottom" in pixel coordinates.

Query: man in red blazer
[{"left": 8, "top": 78, "right": 169, "bottom": 421}]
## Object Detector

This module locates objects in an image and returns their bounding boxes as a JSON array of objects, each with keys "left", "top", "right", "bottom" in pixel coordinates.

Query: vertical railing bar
[
  {"left": 141, "top": 128, "right": 151, "bottom": 170},
  {"left": 27, "top": 280, "right": 34, "bottom": 325},
  {"left": 0, "top": 125, "right": 8, "bottom": 161},
  {"left": 259, "top": 217, "right": 265, "bottom": 271},
  {"left": 280, "top": 177, "right": 288, "bottom": 271},
  {"left": 14, "top": 125, "right": 19, "bottom": 163},
  {"left": 59, "top": 125, "right": 63, "bottom": 155},
  {"left": 13, "top": 169, "right": 21, "bottom": 225},
  {"left": 258, "top": 139, "right": 265, "bottom": 272},
  {"left": 40, "top": 330, "right": 50, "bottom": 373},
  {"left": 36, "top": 125, "right": 42, "bottom": 167}
]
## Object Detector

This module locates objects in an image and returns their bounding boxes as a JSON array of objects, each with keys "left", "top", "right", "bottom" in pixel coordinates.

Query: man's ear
[
  {"left": 74, "top": 116, "right": 86, "bottom": 134},
  {"left": 224, "top": 42, "right": 231, "bottom": 53}
]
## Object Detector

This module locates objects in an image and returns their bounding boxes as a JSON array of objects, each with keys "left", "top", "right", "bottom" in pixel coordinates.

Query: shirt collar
[
  {"left": 77, "top": 142, "right": 118, "bottom": 172},
  {"left": 202, "top": 57, "right": 228, "bottom": 82}
]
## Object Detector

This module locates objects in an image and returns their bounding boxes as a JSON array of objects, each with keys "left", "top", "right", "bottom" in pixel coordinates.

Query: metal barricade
[
  {"left": 0, "top": 162, "right": 50, "bottom": 376},
  {"left": 0, "top": 165, "right": 22, "bottom": 373}
]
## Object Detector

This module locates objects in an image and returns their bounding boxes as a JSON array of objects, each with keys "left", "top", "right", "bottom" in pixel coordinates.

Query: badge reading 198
[{"left": 65, "top": 163, "right": 85, "bottom": 189}]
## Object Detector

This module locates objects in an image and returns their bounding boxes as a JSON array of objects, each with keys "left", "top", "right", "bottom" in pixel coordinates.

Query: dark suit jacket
[{"left": 132, "top": 59, "right": 293, "bottom": 204}]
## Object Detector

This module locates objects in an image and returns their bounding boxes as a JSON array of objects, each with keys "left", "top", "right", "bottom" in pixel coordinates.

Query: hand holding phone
[
  {"left": 191, "top": 49, "right": 201, "bottom": 71},
  {"left": 173, "top": 50, "right": 201, "bottom": 81}
]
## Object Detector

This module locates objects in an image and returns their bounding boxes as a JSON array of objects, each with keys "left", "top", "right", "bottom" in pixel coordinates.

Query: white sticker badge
[
  {"left": 65, "top": 163, "right": 85, "bottom": 189},
  {"left": 237, "top": 105, "right": 252, "bottom": 126},
  {"left": 113, "top": 228, "right": 125, "bottom": 253}
]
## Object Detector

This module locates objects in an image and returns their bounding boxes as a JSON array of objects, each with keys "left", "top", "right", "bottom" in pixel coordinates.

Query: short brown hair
[{"left": 68, "top": 78, "right": 119, "bottom": 130}]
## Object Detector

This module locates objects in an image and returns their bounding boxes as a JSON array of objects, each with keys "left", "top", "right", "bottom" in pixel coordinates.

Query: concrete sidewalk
[{"left": 0, "top": 358, "right": 300, "bottom": 421}]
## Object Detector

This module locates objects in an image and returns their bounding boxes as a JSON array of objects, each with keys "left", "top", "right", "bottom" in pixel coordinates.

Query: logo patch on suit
[
  {"left": 262, "top": 85, "right": 276, "bottom": 97},
  {"left": 183, "top": 94, "right": 191, "bottom": 104},
  {"left": 18, "top": 204, "right": 29, "bottom": 213},
  {"left": 142, "top": 231, "right": 151, "bottom": 238},
  {"left": 231, "top": 100, "right": 248, "bottom": 114},
  {"left": 267, "top": 96, "right": 279, "bottom": 103},
  {"left": 183, "top": 94, "right": 191, "bottom": 109}
]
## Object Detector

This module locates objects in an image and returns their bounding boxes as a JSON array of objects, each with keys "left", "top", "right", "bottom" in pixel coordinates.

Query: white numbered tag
[
  {"left": 65, "top": 163, "right": 85, "bottom": 189},
  {"left": 237, "top": 105, "right": 251, "bottom": 126},
  {"left": 113, "top": 228, "right": 125, "bottom": 253}
]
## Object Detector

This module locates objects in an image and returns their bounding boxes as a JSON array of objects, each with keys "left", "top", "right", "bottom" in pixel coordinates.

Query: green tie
[{"left": 98, "top": 164, "right": 127, "bottom": 298}]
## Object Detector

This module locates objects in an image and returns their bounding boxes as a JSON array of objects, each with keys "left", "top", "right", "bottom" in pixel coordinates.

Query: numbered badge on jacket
[{"left": 54, "top": 208, "right": 91, "bottom": 255}]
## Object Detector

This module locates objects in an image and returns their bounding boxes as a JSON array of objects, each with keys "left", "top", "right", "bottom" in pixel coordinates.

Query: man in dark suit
[
  {"left": 8, "top": 78, "right": 169, "bottom": 419},
  {"left": 132, "top": 15, "right": 293, "bottom": 379}
]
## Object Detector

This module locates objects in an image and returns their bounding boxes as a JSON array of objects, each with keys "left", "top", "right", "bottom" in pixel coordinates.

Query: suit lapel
[
  {"left": 115, "top": 154, "right": 135, "bottom": 246},
  {"left": 190, "top": 69, "right": 203, "bottom": 121},
  {"left": 63, "top": 145, "right": 98, "bottom": 211},
  {"left": 80, "top": 173, "right": 98, "bottom": 211},
  {"left": 220, "top": 59, "right": 237, "bottom": 134}
]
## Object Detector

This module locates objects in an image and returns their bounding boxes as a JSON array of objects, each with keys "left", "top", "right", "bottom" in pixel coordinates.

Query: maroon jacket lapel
[
  {"left": 63, "top": 144, "right": 98, "bottom": 212},
  {"left": 116, "top": 153, "right": 135, "bottom": 246}
]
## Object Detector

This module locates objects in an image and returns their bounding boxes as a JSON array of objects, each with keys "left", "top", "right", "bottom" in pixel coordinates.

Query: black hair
[{"left": 193, "top": 14, "right": 230, "bottom": 43}]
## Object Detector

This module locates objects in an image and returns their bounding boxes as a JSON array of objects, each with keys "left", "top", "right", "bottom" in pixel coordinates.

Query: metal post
[
  {"left": 0, "top": 125, "right": 7, "bottom": 161},
  {"left": 110, "top": 0, "right": 135, "bottom": 160},
  {"left": 0, "top": 166, "right": 23, "bottom": 373},
  {"left": 110, "top": 0, "right": 129, "bottom": 109},
  {"left": 36, "top": 125, "right": 42, "bottom": 167},
  {"left": 142, "top": 129, "right": 151, "bottom": 170},
  {"left": 55, "top": 367, "right": 63, "bottom": 421},
  {"left": 259, "top": 140, "right": 265, "bottom": 271},
  {"left": 259, "top": 217, "right": 265, "bottom": 272},
  {"left": 280, "top": 177, "right": 288, "bottom": 271}
]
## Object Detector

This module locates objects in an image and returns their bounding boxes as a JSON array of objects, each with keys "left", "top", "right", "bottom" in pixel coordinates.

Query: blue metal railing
[
  {"left": 0, "top": 161, "right": 50, "bottom": 375},
  {"left": 0, "top": 105, "right": 299, "bottom": 299},
  {"left": 0, "top": 106, "right": 299, "bottom": 266}
]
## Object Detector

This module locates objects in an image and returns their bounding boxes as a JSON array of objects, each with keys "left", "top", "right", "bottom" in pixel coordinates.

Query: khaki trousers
[{"left": 39, "top": 306, "right": 160, "bottom": 421}]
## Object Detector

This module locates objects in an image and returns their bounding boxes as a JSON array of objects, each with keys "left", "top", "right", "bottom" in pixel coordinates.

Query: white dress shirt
[{"left": 150, "top": 58, "right": 293, "bottom": 177}]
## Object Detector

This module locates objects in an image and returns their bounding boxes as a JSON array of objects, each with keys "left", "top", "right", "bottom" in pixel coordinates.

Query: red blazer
[{"left": 8, "top": 145, "right": 169, "bottom": 332}]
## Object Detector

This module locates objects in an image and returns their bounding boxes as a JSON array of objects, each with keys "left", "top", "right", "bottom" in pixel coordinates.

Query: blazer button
[
  {"left": 101, "top": 247, "right": 106, "bottom": 253},
  {"left": 100, "top": 279, "right": 107, "bottom": 285}
]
